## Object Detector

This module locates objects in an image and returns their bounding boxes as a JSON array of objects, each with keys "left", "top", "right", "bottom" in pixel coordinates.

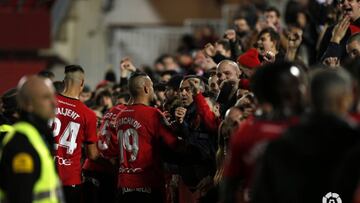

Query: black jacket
[
  {"left": 177, "top": 102, "right": 217, "bottom": 189},
  {"left": 251, "top": 113, "right": 360, "bottom": 203},
  {"left": 0, "top": 112, "right": 55, "bottom": 203}
]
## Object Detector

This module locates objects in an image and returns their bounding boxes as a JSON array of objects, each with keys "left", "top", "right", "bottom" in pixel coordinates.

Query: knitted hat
[{"left": 237, "top": 48, "right": 261, "bottom": 69}]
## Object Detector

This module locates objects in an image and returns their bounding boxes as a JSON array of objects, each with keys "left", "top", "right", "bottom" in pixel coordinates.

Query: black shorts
[
  {"left": 63, "top": 185, "right": 81, "bottom": 203},
  {"left": 82, "top": 170, "right": 117, "bottom": 203}
]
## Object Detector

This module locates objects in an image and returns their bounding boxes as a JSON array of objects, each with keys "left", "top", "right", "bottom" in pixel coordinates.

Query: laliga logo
[{"left": 323, "top": 192, "right": 342, "bottom": 203}]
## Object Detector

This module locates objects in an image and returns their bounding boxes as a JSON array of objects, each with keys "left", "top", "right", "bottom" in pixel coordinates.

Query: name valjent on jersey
[{"left": 56, "top": 107, "right": 80, "bottom": 120}]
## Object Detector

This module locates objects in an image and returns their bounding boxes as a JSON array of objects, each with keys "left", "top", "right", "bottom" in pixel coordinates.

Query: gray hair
[{"left": 310, "top": 69, "right": 352, "bottom": 113}]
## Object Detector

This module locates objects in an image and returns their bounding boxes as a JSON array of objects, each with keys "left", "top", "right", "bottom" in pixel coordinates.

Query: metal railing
[{"left": 111, "top": 27, "right": 185, "bottom": 69}]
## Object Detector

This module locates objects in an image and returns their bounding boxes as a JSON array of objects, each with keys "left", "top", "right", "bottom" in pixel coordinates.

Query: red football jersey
[
  {"left": 83, "top": 104, "right": 126, "bottom": 172},
  {"left": 50, "top": 94, "right": 98, "bottom": 185},
  {"left": 115, "top": 104, "right": 178, "bottom": 189},
  {"left": 223, "top": 116, "right": 298, "bottom": 201}
]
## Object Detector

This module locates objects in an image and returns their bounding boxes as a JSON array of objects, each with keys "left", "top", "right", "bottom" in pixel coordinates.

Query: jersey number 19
[{"left": 118, "top": 128, "right": 139, "bottom": 163}]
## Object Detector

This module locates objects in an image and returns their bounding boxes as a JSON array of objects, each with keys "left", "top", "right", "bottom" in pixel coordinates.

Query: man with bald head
[
  {"left": 0, "top": 76, "right": 63, "bottom": 203},
  {"left": 216, "top": 59, "right": 241, "bottom": 86},
  {"left": 216, "top": 60, "right": 242, "bottom": 117},
  {"left": 114, "top": 72, "right": 181, "bottom": 203},
  {"left": 49, "top": 65, "right": 98, "bottom": 203}
]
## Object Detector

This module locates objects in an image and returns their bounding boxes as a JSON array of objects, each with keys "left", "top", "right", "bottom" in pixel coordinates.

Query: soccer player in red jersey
[
  {"left": 221, "top": 61, "right": 307, "bottom": 203},
  {"left": 49, "top": 65, "right": 99, "bottom": 203},
  {"left": 97, "top": 103, "right": 127, "bottom": 161},
  {"left": 114, "top": 72, "right": 184, "bottom": 203},
  {"left": 82, "top": 103, "right": 127, "bottom": 203}
]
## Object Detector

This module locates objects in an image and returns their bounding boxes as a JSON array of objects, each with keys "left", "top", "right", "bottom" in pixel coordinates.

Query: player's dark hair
[
  {"left": 64, "top": 65, "right": 84, "bottom": 74},
  {"left": 128, "top": 71, "right": 149, "bottom": 97},
  {"left": 129, "top": 71, "right": 148, "bottom": 80}
]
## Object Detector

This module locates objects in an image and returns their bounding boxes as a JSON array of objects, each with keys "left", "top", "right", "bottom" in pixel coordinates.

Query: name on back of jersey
[
  {"left": 118, "top": 117, "right": 142, "bottom": 129},
  {"left": 56, "top": 107, "right": 80, "bottom": 120}
]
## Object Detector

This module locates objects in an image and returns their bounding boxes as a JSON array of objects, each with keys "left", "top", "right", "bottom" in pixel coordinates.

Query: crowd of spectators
[{"left": 3, "top": 0, "right": 360, "bottom": 203}]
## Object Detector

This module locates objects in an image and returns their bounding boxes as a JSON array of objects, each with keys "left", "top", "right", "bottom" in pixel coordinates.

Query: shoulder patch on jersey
[{"left": 12, "top": 152, "right": 34, "bottom": 173}]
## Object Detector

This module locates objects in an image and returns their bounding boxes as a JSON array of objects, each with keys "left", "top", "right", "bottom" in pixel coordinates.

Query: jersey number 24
[{"left": 49, "top": 117, "right": 80, "bottom": 155}]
